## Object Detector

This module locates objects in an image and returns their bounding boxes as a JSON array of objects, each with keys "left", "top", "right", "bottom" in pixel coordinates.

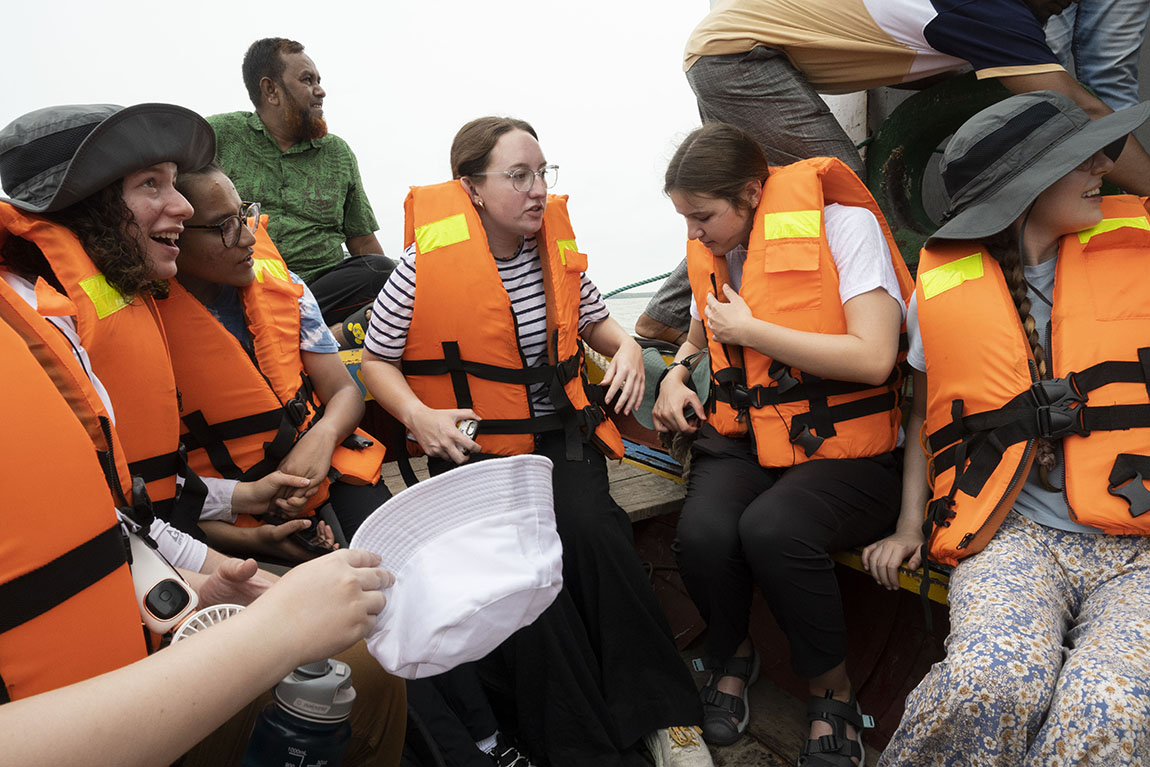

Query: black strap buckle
[
  {"left": 769, "top": 361, "right": 800, "bottom": 395},
  {"left": 927, "top": 496, "right": 956, "bottom": 528},
  {"left": 1108, "top": 454, "right": 1150, "bottom": 517},
  {"left": 284, "top": 391, "right": 310, "bottom": 428},
  {"left": 789, "top": 422, "right": 825, "bottom": 457},
  {"left": 1031, "top": 377, "right": 1088, "bottom": 439}
]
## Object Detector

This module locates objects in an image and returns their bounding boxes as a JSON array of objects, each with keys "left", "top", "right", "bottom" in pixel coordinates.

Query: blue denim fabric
[{"left": 1045, "top": 0, "right": 1150, "bottom": 110}]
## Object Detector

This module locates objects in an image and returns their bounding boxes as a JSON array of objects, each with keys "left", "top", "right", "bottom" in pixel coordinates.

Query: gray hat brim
[
  {"left": 635, "top": 346, "right": 710, "bottom": 430},
  {"left": 931, "top": 100, "right": 1150, "bottom": 241},
  {"left": 0, "top": 103, "right": 215, "bottom": 214}
]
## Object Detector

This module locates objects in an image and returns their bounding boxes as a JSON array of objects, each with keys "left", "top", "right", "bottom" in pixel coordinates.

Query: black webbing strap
[
  {"left": 786, "top": 391, "right": 897, "bottom": 458},
  {"left": 711, "top": 372, "right": 886, "bottom": 409},
  {"left": 0, "top": 525, "right": 127, "bottom": 636},
  {"left": 128, "top": 451, "right": 180, "bottom": 485},
  {"left": 1108, "top": 453, "right": 1150, "bottom": 517},
  {"left": 401, "top": 355, "right": 559, "bottom": 386}
]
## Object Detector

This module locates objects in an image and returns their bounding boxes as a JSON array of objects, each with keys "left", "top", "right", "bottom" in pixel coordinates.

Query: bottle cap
[{"left": 274, "top": 659, "right": 356, "bottom": 722}]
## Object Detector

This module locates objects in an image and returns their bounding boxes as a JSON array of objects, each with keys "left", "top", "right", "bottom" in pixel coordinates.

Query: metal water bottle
[{"left": 241, "top": 658, "right": 356, "bottom": 767}]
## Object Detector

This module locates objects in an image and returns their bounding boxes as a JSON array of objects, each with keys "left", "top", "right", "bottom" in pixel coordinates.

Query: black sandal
[
  {"left": 797, "top": 692, "right": 874, "bottom": 767},
  {"left": 699, "top": 650, "right": 760, "bottom": 746}
]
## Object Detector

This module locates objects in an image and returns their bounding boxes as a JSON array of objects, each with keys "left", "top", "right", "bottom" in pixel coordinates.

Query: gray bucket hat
[
  {"left": 932, "top": 90, "right": 1150, "bottom": 241},
  {"left": 0, "top": 103, "right": 215, "bottom": 213},
  {"left": 635, "top": 346, "right": 710, "bottom": 430}
]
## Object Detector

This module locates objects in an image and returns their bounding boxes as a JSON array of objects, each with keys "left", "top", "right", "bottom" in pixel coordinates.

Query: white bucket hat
[{"left": 350, "top": 454, "right": 562, "bottom": 679}]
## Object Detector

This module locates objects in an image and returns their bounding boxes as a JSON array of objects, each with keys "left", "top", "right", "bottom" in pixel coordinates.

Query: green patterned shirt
[{"left": 206, "top": 111, "right": 379, "bottom": 283}]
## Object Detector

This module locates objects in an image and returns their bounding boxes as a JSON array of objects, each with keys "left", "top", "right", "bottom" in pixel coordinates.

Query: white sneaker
[{"left": 644, "top": 726, "right": 715, "bottom": 767}]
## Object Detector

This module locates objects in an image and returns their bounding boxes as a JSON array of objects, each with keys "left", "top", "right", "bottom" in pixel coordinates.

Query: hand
[
  {"left": 195, "top": 557, "right": 275, "bottom": 607},
  {"left": 248, "top": 548, "right": 395, "bottom": 665},
  {"left": 231, "top": 471, "right": 315, "bottom": 517},
  {"left": 861, "top": 529, "right": 924, "bottom": 591},
  {"left": 704, "top": 285, "right": 754, "bottom": 346},
  {"left": 276, "top": 427, "right": 338, "bottom": 498},
  {"left": 407, "top": 405, "right": 481, "bottom": 464},
  {"left": 257, "top": 518, "right": 337, "bottom": 563},
  {"left": 651, "top": 369, "right": 706, "bottom": 434},
  {"left": 599, "top": 337, "right": 644, "bottom": 415}
]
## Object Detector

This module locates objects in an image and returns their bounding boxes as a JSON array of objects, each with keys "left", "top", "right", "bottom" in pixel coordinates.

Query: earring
[{"left": 475, "top": 199, "right": 484, "bottom": 209}]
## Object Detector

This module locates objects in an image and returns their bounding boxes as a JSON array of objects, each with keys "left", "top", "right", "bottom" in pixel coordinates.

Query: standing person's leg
[
  {"left": 1026, "top": 532, "right": 1150, "bottom": 765},
  {"left": 687, "top": 47, "right": 866, "bottom": 177},
  {"left": 878, "top": 513, "right": 1070, "bottom": 767},
  {"left": 738, "top": 453, "right": 899, "bottom": 765},
  {"left": 406, "top": 667, "right": 501, "bottom": 767},
  {"left": 674, "top": 434, "right": 775, "bottom": 746},
  {"left": 1046, "top": 0, "right": 1150, "bottom": 111}
]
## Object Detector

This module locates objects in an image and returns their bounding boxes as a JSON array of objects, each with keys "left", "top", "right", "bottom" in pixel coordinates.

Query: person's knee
[{"left": 676, "top": 507, "right": 742, "bottom": 564}]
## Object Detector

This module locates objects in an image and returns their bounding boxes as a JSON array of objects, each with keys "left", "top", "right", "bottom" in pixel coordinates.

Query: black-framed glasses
[
  {"left": 184, "top": 201, "right": 261, "bottom": 247},
  {"left": 471, "top": 165, "right": 558, "bottom": 192}
]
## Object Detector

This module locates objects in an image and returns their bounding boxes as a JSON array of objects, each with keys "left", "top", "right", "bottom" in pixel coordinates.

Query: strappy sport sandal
[
  {"left": 797, "top": 692, "right": 874, "bottom": 767},
  {"left": 699, "top": 650, "right": 760, "bottom": 746}
]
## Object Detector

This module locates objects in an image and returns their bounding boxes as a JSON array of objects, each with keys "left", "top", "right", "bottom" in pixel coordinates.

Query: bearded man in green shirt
[{"left": 209, "top": 37, "right": 393, "bottom": 345}]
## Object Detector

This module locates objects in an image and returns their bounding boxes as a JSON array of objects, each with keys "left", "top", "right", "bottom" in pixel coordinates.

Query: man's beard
[{"left": 283, "top": 89, "right": 328, "bottom": 142}]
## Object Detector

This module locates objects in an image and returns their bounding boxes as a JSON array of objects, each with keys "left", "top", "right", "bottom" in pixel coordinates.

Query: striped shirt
[{"left": 365, "top": 236, "right": 610, "bottom": 414}]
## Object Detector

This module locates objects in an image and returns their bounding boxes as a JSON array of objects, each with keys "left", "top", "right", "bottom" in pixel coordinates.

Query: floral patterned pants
[{"left": 880, "top": 511, "right": 1150, "bottom": 766}]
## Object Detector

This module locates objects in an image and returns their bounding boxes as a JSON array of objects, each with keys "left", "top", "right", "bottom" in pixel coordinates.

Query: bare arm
[
  {"left": 705, "top": 285, "right": 903, "bottom": 386},
  {"left": 359, "top": 351, "right": 479, "bottom": 464},
  {"left": 0, "top": 549, "right": 390, "bottom": 767},
  {"left": 998, "top": 70, "right": 1150, "bottom": 196},
  {"left": 346, "top": 233, "right": 384, "bottom": 256},
  {"left": 861, "top": 369, "right": 929, "bottom": 589},
  {"left": 581, "top": 317, "right": 644, "bottom": 415}
]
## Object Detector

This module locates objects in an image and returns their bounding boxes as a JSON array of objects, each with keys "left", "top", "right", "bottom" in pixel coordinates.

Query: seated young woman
[
  {"left": 0, "top": 104, "right": 333, "bottom": 551},
  {"left": 651, "top": 122, "right": 912, "bottom": 766},
  {"left": 358, "top": 116, "right": 712, "bottom": 767},
  {"left": 156, "top": 162, "right": 390, "bottom": 563},
  {"left": 866, "top": 91, "right": 1150, "bottom": 766},
  {"left": 0, "top": 102, "right": 406, "bottom": 766}
]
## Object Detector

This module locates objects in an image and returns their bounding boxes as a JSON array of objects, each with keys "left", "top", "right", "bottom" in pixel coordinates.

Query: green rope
[{"left": 602, "top": 271, "right": 672, "bottom": 298}]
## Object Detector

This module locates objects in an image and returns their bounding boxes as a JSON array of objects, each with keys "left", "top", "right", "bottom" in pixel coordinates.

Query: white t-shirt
[{"left": 689, "top": 203, "right": 906, "bottom": 320}]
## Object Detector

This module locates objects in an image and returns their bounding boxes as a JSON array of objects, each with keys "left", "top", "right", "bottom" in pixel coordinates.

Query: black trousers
[
  {"left": 406, "top": 666, "right": 499, "bottom": 767},
  {"left": 675, "top": 427, "right": 900, "bottom": 678},
  {"left": 327, "top": 478, "right": 392, "bottom": 541},
  {"left": 428, "top": 432, "right": 702, "bottom": 766},
  {"left": 307, "top": 254, "right": 396, "bottom": 325}
]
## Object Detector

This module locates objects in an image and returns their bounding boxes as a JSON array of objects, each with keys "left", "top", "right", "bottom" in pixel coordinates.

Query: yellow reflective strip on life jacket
[
  {"left": 556, "top": 238, "right": 578, "bottom": 265},
  {"left": 415, "top": 214, "right": 470, "bottom": 254},
  {"left": 920, "top": 253, "right": 984, "bottom": 300},
  {"left": 1076, "top": 216, "right": 1150, "bottom": 244},
  {"left": 761, "top": 210, "right": 821, "bottom": 240},
  {"left": 78, "top": 274, "right": 130, "bottom": 319},
  {"left": 252, "top": 257, "right": 290, "bottom": 284}
]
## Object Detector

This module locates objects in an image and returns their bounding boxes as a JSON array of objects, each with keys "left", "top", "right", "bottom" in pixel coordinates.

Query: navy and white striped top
[{"left": 364, "top": 236, "right": 610, "bottom": 415}]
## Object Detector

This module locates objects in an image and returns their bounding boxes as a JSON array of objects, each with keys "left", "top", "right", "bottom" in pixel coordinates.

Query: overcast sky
[{"left": 6, "top": 0, "right": 708, "bottom": 297}]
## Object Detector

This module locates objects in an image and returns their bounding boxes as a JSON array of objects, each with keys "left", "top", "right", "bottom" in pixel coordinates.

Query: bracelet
[{"left": 656, "top": 360, "right": 691, "bottom": 392}]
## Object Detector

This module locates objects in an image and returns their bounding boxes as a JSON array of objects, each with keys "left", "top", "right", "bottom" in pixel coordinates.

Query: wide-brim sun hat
[
  {"left": 0, "top": 103, "right": 215, "bottom": 213},
  {"left": 931, "top": 90, "right": 1150, "bottom": 241},
  {"left": 634, "top": 346, "right": 710, "bottom": 430}
]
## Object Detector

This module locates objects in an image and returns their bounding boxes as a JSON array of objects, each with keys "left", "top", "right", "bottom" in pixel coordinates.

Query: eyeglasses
[
  {"left": 471, "top": 165, "right": 559, "bottom": 193},
  {"left": 184, "top": 201, "right": 261, "bottom": 247}
]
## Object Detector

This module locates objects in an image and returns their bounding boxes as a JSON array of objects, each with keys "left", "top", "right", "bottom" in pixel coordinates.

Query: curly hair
[{"left": 49, "top": 182, "right": 165, "bottom": 298}]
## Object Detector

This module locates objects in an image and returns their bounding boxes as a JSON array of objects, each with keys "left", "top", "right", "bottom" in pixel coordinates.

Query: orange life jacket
[
  {"left": 156, "top": 222, "right": 385, "bottom": 524},
  {"left": 686, "top": 157, "right": 913, "bottom": 467},
  {"left": 917, "top": 195, "right": 1150, "bottom": 566},
  {"left": 400, "top": 180, "right": 623, "bottom": 460},
  {"left": 0, "top": 319, "right": 146, "bottom": 703},
  {"left": 0, "top": 203, "right": 192, "bottom": 530}
]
